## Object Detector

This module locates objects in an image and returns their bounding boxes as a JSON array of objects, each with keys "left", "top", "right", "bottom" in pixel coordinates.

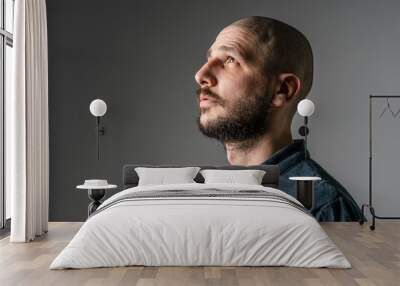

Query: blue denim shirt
[{"left": 263, "top": 140, "right": 362, "bottom": 222}]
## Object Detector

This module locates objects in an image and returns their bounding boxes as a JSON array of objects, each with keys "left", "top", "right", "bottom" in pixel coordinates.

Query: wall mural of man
[{"left": 195, "top": 16, "right": 362, "bottom": 221}]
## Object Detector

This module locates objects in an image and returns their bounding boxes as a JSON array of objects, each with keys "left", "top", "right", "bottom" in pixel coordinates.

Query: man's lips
[
  {"left": 199, "top": 94, "right": 218, "bottom": 108},
  {"left": 199, "top": 96, "right": 216, "bottom": 108}
]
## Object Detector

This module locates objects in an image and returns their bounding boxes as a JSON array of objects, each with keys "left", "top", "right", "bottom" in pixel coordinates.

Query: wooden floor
[{"left": 0, "top": 222, "right": 399, "bottom": 286}]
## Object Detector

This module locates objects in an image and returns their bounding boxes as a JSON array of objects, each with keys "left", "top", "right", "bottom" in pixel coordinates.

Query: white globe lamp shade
[
  {"left": 90, "top": 99, "right": 107, "bottom": 117},
  {"left": 297, "top": 99, "right": 315, "bottom": 117}
]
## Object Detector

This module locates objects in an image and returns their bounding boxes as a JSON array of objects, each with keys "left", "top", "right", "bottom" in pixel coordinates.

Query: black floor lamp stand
[{"left": 360, "top": 95, "right": 400, "bottom": 230}]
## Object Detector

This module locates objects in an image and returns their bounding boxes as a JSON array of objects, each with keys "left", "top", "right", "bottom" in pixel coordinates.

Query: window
[{"left": 1, "top": 0, "right": 14, "bottom": 230}]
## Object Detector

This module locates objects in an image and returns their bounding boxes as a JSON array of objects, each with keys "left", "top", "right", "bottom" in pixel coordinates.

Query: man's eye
[{"left": 224, "top": 56, "right": 235, "bottom": 65}]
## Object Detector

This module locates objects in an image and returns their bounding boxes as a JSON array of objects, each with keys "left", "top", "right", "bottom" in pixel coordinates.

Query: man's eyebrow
[{"left": 207, "top": 45, "right": 253, "bottom": 62}]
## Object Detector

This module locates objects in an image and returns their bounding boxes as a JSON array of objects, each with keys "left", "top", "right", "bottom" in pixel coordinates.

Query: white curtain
[{"left": 7, "top": 0, "right": 49, "bottom": 242}]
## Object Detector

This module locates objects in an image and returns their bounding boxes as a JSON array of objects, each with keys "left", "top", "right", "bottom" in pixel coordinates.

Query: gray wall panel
[{"left": 47, "top": 0, "right": 400, "bottom": 221}]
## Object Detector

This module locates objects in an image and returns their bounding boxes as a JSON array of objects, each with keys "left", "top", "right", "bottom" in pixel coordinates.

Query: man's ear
[{"left": 271, "top": 73, "right": 302, "bottom": 108}]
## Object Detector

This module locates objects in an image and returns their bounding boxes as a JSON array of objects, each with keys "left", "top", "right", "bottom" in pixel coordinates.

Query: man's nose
[{"left": 195, "top": 63, "right": 217, "bottom": 87}]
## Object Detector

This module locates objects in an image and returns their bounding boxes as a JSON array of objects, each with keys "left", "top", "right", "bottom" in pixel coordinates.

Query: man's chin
[
  {"left": 199, "top": 106, "right": 226, "bottom": 121},
  {"left": 199, "top": 112, "right": 217, "bottom": 128}
]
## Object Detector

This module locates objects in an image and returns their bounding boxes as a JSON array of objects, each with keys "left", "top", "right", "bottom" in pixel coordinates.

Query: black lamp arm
[
  {"left": 96, "top": 117, "right": 106, "bottom": 160},
  {"left": 298, "top": 116, "right": 309, "bottom": 160}
]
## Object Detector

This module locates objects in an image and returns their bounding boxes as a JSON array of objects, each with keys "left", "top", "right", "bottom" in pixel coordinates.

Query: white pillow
[
  {"left": 200, "top": 169, "right": 266, "bottom": 185},
  {"left": 135, "top": 167, "right": 201, "bottom": 186}
]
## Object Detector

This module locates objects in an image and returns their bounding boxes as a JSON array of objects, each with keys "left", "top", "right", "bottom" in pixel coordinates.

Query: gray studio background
[{"left": 47, "top": 0, "right": 400, "bottom": 221}]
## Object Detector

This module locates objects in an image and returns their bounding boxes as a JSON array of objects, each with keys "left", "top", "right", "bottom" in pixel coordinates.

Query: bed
[{"left": 50, "top": 165, "right": 350, "bottom": 269}]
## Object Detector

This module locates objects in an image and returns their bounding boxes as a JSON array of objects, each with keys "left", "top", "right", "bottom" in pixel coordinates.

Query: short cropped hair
[{"left": 232, "top": 16, "right": 313, "bottom": 100}]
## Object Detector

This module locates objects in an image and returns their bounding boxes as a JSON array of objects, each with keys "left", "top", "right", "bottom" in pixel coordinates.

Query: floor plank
[{"left": 0, "top": 221, "right": 399, "bottom": 286}]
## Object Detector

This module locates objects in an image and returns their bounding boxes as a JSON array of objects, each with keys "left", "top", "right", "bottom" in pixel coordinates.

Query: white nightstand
[
  {"left": 76, "top": 180, "right": 117, "bottom": 217},
  {"left": 289, "top": 176, "right": 321, "bottom": 210}
]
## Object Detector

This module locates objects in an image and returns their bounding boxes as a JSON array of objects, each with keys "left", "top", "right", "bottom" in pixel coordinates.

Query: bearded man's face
[{"left": 195, "top": 25, "right": 273, "bottom": 143}]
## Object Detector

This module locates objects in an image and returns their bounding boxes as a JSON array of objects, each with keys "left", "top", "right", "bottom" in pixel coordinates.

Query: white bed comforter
[{"left": 50, "top": 183, "right": 351, "bottom": 269}]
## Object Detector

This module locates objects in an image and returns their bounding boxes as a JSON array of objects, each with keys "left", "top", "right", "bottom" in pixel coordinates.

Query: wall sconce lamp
[
  {"left": 297, "top": 99, "right": 315, "bottom": 160},
  {"left": 89, "top": 99, "right": 107, "bottom": 160}
]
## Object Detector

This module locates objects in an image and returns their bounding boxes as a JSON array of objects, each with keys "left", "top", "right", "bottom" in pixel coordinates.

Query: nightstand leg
[
  {"left": 297, "top": 181, "right": 314, "bottom": 210},
  {"left": 87, "top": 189, "right": 105, "bottom": 216},
  {"left": 88, "top": 201, "right": 101, "bottom": 217}
]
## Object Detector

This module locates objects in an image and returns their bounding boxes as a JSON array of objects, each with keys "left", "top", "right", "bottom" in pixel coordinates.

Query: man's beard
[{"left": 197, "top": 88, "right": 272, "bottom": 144}]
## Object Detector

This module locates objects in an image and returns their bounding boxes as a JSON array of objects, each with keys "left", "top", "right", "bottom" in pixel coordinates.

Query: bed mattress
[{"left": 50, "top": 183, "right": 350, "bottom": 269}]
